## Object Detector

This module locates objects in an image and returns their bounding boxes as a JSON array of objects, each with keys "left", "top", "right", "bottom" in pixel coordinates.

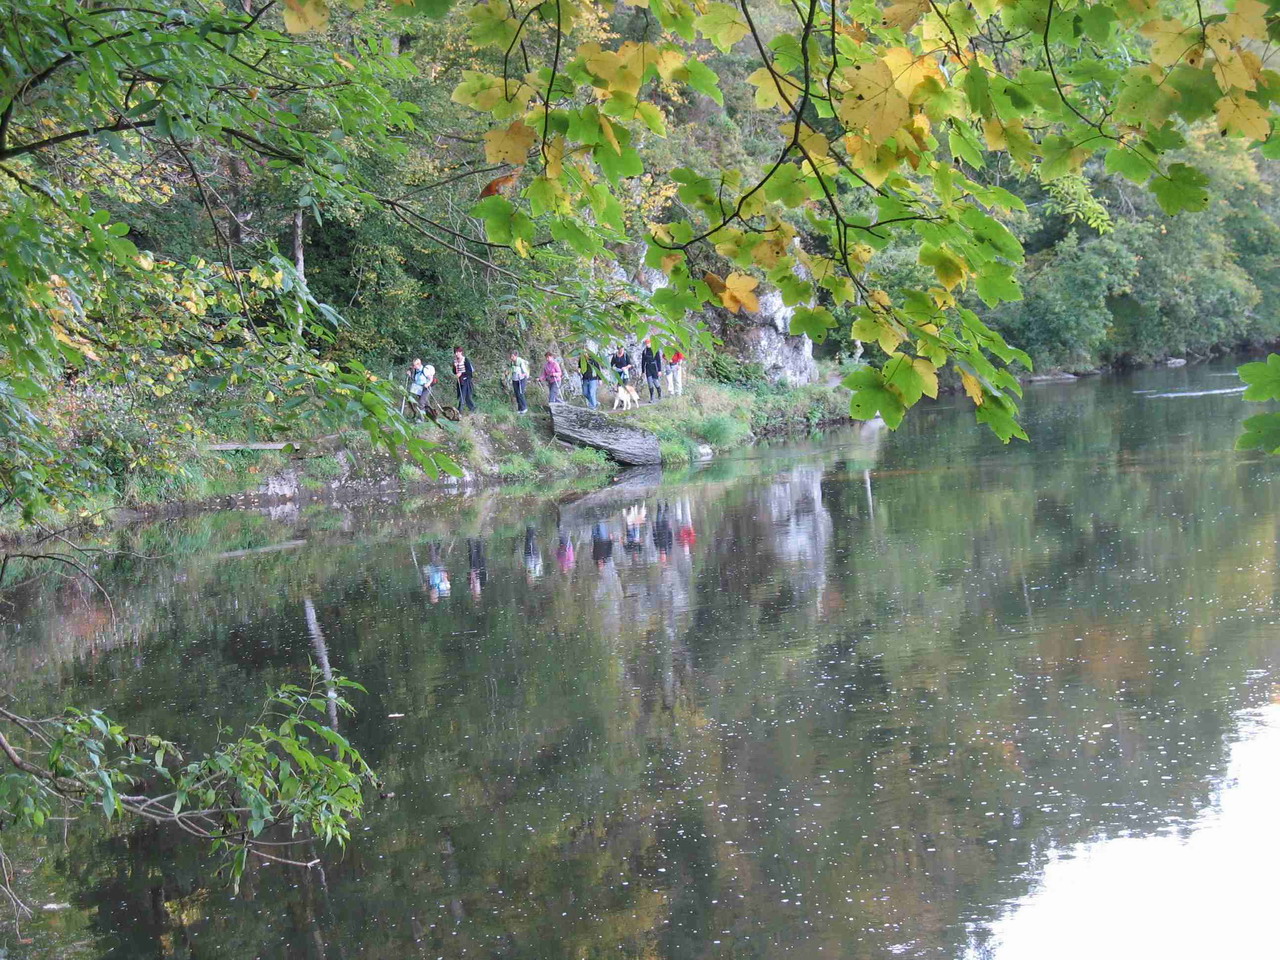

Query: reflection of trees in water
[{"left": 5, "top": 381, "right": 1280, "bottom": 958}]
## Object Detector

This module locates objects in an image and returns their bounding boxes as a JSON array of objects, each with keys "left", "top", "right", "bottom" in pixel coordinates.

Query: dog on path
[{"left": 612, "top": 382, "right": 641, "bottom": 411}]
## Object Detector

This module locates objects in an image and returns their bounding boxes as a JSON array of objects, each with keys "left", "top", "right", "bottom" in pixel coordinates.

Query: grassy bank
[{"left": 0, "top": 369, "right": 852, "bottom": 537}]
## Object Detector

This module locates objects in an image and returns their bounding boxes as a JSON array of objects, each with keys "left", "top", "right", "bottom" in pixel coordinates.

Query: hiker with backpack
[
  {"left": 508, "top": 350, "right": 531, "bottom": 414},
  {"left": 579, "top": 351, "right": 603, "bottom": 409},
  {"left": 540, "top": 351, "right": 564, "bottom": 403},
  {"left": 641, "top": 338, "right": 663, "bottom": 402},
  {"left": 453, "top": 346, "right": 476, "bottom": 413}
]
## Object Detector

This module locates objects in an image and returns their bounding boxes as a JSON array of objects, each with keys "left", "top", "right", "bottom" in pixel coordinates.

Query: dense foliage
[{"left": 2, "top": 0, "right": 1279, "bottom": 512}]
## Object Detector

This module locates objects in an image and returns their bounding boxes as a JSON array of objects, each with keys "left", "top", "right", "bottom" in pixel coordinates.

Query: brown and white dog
[{"left": 612, "top": 382, "right": 641, "bottom": 411}]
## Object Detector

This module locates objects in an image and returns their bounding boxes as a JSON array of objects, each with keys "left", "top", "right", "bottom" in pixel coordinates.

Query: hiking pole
[{"left": 399, "top": 371, "right": 409, "bottom": 417}]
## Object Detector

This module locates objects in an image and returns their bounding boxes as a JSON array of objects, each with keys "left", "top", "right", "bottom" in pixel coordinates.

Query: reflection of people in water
[
  {"left": 623, "top": 504, "right": 646, "bottom": 554},
  {"left": 556, "top": 532, "right": 575, "bottom": 573},
  {"left": 676, "top": 498, "right": 696, "bottom": 553},
  {"left": 652, "top": 501, "right": 674, "bottom": 562},
  {"left": 591, "top": 522, "right": 615, "bottom": 568},
  {"left": 426, "top": 542, "right": 451, "bottom": 603},
  {"left": 467, "top": 538, "right": 487, "bottom": 598},
  {"left": 522, "top": 525, "right": 543, "bottom": 581}
]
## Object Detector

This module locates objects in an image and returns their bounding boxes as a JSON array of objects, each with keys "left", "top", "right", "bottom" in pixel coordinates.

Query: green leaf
[
  {"left": 763, "top": 163, "right": 811, "bottom": 207},
  {"left": 1104, "top": 146, "right": 1153, "bottom": 183},
  {"left": 594, "top": 144, "right": 644, "bottom": 183},
  {"left": 1152, "top": 162, "right": 1210, "bottom": 215},
  {"left": 789, "top": 306, "right": 835, "bottom": 342},
  {"left": 1237, "top": 412, "right": 1280, "bottom": 452},
  {"left": 1239, "top": 354, "right": 1280, "bottom": 402},
  {"left": 680, "top": 59, "right": 723, "bottom": 105},
  {"left": 694, "top": 2, "right": 750, "bottom": 53},
  {"left": 844, "top": 368, "right": 905, "bottom": 428},
  {"left": 975, "top": 394, "right": 1028, "bottom": 443}
]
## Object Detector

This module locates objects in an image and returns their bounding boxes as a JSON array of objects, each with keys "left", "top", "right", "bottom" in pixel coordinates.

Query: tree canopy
[{"left": 2, "top": 0, "right": 1278, "bottom": 521}]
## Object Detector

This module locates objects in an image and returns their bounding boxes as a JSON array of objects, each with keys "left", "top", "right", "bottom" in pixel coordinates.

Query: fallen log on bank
[{"left": 549, "top": 403, "right": 661, "bottom": 466}]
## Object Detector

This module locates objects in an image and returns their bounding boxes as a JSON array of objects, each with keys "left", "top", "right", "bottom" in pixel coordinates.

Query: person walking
[
  {"left": 667, "top": 350, "right": 685, "bottom": 397},
  {"left": 579, "top": 351, "right": 603, "bottom": 409},
  {"left": 540, "top": 351, "right": 563, "bottom": 403},
  {"left": 407, "top": 358, "right": 431, "bottom": 418},
  {"left": 610, "top": 345, "right": 633, "bottom": 386},
  {"left": 508, "top": 350, "right": 530, "bottom": 414},
  {"left": 453, "top": 346, "right": 475, "bottom": 412},
  {"left": 641, "top": 338, "right": 663, "bottom": 402}
]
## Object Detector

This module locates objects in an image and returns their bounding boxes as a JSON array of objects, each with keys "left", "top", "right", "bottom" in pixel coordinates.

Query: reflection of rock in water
[{"left": 765, "top": 466, "right": 833, "bottom": 598}]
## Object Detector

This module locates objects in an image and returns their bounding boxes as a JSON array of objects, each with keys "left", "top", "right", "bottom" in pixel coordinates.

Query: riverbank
[{"left": 0, "top": 373, "right": 851, "bottom": 540}]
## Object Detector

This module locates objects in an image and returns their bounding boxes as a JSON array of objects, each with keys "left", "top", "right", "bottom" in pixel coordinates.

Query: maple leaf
[
  {"left": 1141, "top": 18, "right": 1200, "bottom": 68},
  {"left": 880, "top": 0, "right": 929, "bottom": 31},
  {"left": 483, "top": 120, "right": 537, "bottom": 164},
  {"left": 719, "top": 272, "right": 760, "bottom": 313},
  {"left": 880, "top": 46, "right": 943, "bottom": 98},
  {"left": 282, "top": 0, "right": 329, "bottom": 33},
  {"left": 838, "top": 59, "right": 910, "bottom": 145},
  {"left": 1222, "top": 0, "right": 1269, "bottom": 43},
  {"left": 959, "top": 369, "right": 984, "bottom": 406},
  {"left": 1215, "top": 92, "right": 1271, "bottom": 140}
]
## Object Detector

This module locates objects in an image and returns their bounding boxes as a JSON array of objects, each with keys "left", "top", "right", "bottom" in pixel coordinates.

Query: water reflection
[
  {"left": 975, "top": 703, "right": 1280, "bottom": 960},
  {"left": 2, "top": 362, "right": 1279, "bottom": 960}
]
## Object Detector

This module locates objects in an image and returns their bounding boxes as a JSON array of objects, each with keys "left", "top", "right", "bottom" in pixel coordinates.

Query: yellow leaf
[
  {"left": 598, "top": 115, "right": 621, "bottom": 155},
  {"left": 880, "top": 46, "right": 943, "bottom": 98},
  {"left": 881, "top": 0, "right": 929, "bottom": 31},
  {"left": 869, "top": 289, "right": 892, "bottom": 309},
  {"left": 660, "top": 252, "right": 683, "bottom": 272},
  {"left": 1206, "top": 25, "right": 1256, "bottom": 91},
  {"left": 748, "top": 67, "right": 796, "bottom": 112},
  {"left": 1141, "top": 18, "right": 1199, "bottom": 68},
  {"left": 1215, "top": 92, "right": 1272, "bottom": 140},
  {"left": 720, "top": 272, "right": 760, "bottom": 314},
  {"left": 779, "top": 123, "right": 829, "bottom": 158},
  {"left": 838, "top": 59, "right": 911, "bottom": 145},
  {"left": 845, "top": 136, "right": 902, "bottom": 188},
  {"left": 959, "top": 369, "right": 984, "bottom": 405},
  {"left": 282, "top": 0, "right": 329, "bottom": 34},
  {"left": 484, "top": 120, "right": 537, "bottom": 164},
  {"left": 983, "top": 119, "right": 1007, "bottom": 150},
  {"left": 652, "top": 48, "right": 684, "bottom": 81},
  {"left": 912, "top": 357, "right": 939, "bottom": 398},
  {"left": 544, "top": 135, "right": 565, "bottom": 179},
  {"left": 1222, "top": 0, "right": 1268, "bottom": 43}
]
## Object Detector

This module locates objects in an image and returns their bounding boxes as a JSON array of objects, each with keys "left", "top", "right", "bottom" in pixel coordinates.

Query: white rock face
[{"left": 614, "top": 259, "right": 817, "bottom": 386}]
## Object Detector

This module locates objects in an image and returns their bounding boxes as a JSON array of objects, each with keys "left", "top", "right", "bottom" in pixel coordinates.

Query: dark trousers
[
  {"left": 513, "top": 377, "right": 527, "bottom": 412},
  {"left": 646, "top": 375, "right": 662, "bottom": 400},
  {"left": 457, "top": 377, "right": 475, "bottom": 411}
]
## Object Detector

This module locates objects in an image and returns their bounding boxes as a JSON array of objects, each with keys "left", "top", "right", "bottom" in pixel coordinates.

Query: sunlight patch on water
[
  {"left": 1145, "top": 387, "right": 1246, "bottom": 398},
  {"left": 974, "top": 700, "right": 1280, "bottom": 960}
]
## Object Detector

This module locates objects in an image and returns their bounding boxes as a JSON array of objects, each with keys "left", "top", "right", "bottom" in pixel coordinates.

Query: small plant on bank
[
  {"left": 397, "top": 463, "right": 425, "bottom": 483},
  {"left": 304, "top": 455, "right": 344, "bottom": 480},
  {"left": 568, "top": 447, "right": 611, "bottom": 471},
  {"left": 495, "top": 454, "right": 535, "bottom": 479}
]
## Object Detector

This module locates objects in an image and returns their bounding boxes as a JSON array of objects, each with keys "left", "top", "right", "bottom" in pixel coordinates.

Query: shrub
[
  {"left": 495, "top": 454, "right": 535, "bottom": 479},
  {"left": 568, "top": 447, "right": 610, "bottom": 471},
  {"left": 703, "top": 354, "right": 767, "bottom": 388},
  {"left": 659, "top": 440, "right": 693, "bottom": 465},
  {"left": 696, "top": 414, "right": 750, "bottom": 448},
  {"left": 304, "top": 455, "right": 343, "bottom": 479},
  {"left": 531, "top": 445, "right": 567, "bottom": 471}
]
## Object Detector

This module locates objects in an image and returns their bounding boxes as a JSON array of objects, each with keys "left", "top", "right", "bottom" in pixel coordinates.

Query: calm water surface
[{"left": 3, "top": 362, "right": 1278, "bottom": 959}]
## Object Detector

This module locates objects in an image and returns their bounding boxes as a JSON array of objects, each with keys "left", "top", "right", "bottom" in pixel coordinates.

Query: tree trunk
[{"left": 292, "top": 208, "right": 306, "bottom": 280}]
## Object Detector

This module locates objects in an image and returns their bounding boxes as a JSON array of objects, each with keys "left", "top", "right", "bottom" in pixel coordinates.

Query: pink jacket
[{"left": 541, "top": 358, "right": 562, "bottom": 382}]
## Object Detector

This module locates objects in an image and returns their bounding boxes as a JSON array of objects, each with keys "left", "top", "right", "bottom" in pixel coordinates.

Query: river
[{"left": 2, "top": 361, "right": 1278, "bottom": 959}]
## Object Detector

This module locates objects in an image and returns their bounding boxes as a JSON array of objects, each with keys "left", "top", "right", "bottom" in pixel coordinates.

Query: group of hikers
[{"left": 405, "top": 340, "right": 686, "bottom": 417}]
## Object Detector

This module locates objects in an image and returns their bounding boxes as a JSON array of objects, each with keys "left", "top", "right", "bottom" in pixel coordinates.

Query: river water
[{"left": 3, "top": 362, "right": 1278, "bottom": 959}]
